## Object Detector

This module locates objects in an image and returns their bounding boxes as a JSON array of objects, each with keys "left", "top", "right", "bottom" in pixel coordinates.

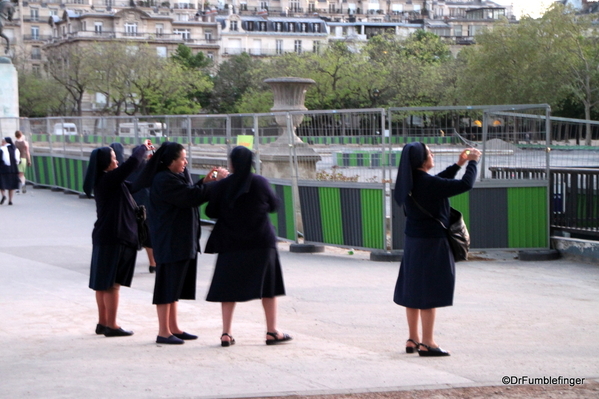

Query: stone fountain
[{"left": 259, "top": 77, "right": 321, "bottom": 180}]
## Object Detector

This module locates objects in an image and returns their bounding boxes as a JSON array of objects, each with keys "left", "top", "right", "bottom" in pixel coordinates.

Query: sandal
[
  {"left": 221, "top": 333, "right": 235, "bottom": 347},
  {"left": 406, "top": 338, "right": 419, "bottom": 354},
  {"left": 418, "top": 343, "right": 450, "bottom": 357},
  {"left": 265, "top": 331, "right": 293, "bottom": 346}
]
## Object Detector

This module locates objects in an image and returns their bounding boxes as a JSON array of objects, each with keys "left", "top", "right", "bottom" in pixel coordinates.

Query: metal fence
[{"left": 7, "top": 104, "right": 585, "bottom": 252}]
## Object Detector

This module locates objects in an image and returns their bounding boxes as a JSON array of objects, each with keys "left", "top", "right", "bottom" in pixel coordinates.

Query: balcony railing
[
  {"left": 24, "top": 34, "right": 53, "bottom": 41},
  {"left": 52, "top": 30, "right": 220, "bottom": 44}
]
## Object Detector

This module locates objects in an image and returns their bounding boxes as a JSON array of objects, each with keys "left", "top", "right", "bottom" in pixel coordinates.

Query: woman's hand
[
  {"left": 143, "top": 139, "right": 155, "bottom": 152},
  {"left": 457, "top": 148, "right": 481, "bottom": 166},
  {"left": 204, "top": 167, "right": 229, "bottom": 182}
]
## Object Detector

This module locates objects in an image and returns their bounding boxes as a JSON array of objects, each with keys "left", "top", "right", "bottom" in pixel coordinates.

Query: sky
[{"left": 496, "top": 1, "right": 555, "bottom": 18}]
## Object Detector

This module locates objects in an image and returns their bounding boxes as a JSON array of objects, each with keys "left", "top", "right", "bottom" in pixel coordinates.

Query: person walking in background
[
  {"left": 205, "top": 146, "right": 292, "bottom": 347},
  {"left": 133, "top": 142, "right": 227, "bottom": 345},
  {"left": 83, "top": 140, "right": 153, "bottom": 338},
  {"left": 0, "top": 137, "right": 20, "bottom": 205},
  {"left": 13, "top": 131, "right": 31, "bottom": 193},
  {"left": 393, "top": 142, "right": 480, "bottom": 356}
]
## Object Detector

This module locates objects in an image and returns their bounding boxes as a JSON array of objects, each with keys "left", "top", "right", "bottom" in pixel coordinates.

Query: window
[
  {"left": 276, "top": 39, "right": 283, "bottom": 55},
  {"left": 301, "top": 23, "right": 307, "bottom": 32},
  {"left": 125, "top": 23, "right": 137, "bottom": 36},
  {"left": 32, "top": 65, "right": 41, "bottom": 76},
  {"left": 174, "top": 28, "right": 191, "bottom": 40},
  {"left": 314, "top": 23, "right": 321, "bottom": 33},
  {"left": 156, "top": 23, "right": 164, "bottom": 35},
  {"left": 31, "top": 47, "right": 42, "bottom": 60},
  {"left": 313, "top": 40, "right": 320, "bottom": 54},
  {"left": 49, "top": 9, "right": 58, "bottom": 17},
  {"left": 207, "top": 51, "right": 214, "bottom": 60},
  {"left": 328, "top": 3, "right": 335, "bottom": 13},
  {"left": 289, "top": 0, "right": 299, "bottom": 12},
  {"left": 454, "top": 25, "right": 462, "bottom": 37},
  {"left": 177, "top": 13, "right": 189, "bottom": 22},
  {"left": 95, "top": 22, "right": 103, "bottom": 34},
  {"left": 230, "top": 20, "right": 238, "bottom": 31},
  {"left": 205, "top": 29, "right": 213, "bottom": 41},
  {"left": 309, "top": 2, "right": 316, "bottom": 12},
  {"left": 288, "top": 22, "right": 295, "bottom": 32},
  {"left": 82, "top": 21, "right": 87, "bottom": 31},
  {"left": 247, "top": 21, "right": 254, "bottom": 31},
  {"left": 294, "top": 40, "right": 301, "bottom": 54},
  {"left": 31, "top": 26, "right": 40, "bottom": 40},
  {"left": 260, "top": 1, "right": 268, "bottom": 10},
  {"left": 156, "top": 46, "right": 167, "bottom": 57},
  {"left": 259, "top": 21, "right": 267, "bottom": 31},
  {"left": 30, "top": 8, "right": 39, "bottom": 22}
]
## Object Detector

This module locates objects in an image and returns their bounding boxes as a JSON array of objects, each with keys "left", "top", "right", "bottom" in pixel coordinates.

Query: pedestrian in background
[
  {"left": 205, "top": 146, "right": 292, "bottom": 347},
  {"left": 393, "top": 142, "right": 480, "bottom": 356},
  {"left": 14, "top": 131, "right": 31, "bottom": 193},
  {"left": 133, "top": 142, "right": 227, "bottom": 345},
  {"left": 83, "top": 140, "right": 152, "bottom": 337},
  {"left": 0, "top": 137, "right": 20, "bottom": 205}
]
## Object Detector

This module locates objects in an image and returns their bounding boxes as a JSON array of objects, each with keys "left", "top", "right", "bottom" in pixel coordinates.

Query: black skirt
[
  {"left": 89, "top": 244, "right": 137, "bottom": 291},
  {"left": 153, "top": 258, "right": 197, "bottom": 305},
  {"left": 206, "top": 248, "right": 285, "bottom": 302},
  {"left": 393, "top": 236, "right": 455, "bottom": 309}
]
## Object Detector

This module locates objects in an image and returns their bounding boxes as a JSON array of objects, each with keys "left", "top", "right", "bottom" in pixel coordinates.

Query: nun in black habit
[
  {"left": 83, "top": 141, "right": 151, "bottom": 337},
  {"left": 393, "top": 142, "right": 480, "bottom": 357},
  {"left": 0, "top": 137, "right": 20, "bottom": 205},
  {"left": 205, "top": 146, "right": 292, "bottom": 347},
  {"left": 132, "top": 141, "right": 227, "bottom": 345}
]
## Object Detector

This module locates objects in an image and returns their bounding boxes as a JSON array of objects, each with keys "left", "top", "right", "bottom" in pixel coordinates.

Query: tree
[
  {"left": 18, "top": 71, "right": 68, "bottom": 117},
  {"left": 45, "top": 43, "right": 96, "bottom": 116}
]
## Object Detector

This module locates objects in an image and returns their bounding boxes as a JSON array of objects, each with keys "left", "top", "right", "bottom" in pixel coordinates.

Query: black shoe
[
  {"left": 104, "top": 326, "right": 134, "bottom": 337},
  {"left": 95, "top": 324, "right": 106, "bottom": 335},
  {"left": 406, "top": 338, "right": 419, "bottom": 354},
  {"left": 149, "top": 266, "right": 156, "bottom": 273},
  {"left": 265, "top": 331, "right": 293, "bottom": 345},
  {"left": 156, "top": 335, "right": 184, "bottom": 345},
  {"left": 173, "top": 332, "right": 198, "bottom": 340},
  {"left": 418, "top": 343, "right": 450, "bottom": 357},
  {"left": 0, "top": 196, "right": 5, "bottom": 205},
  {"left": 221, "top": 333, "right": 235, "bottom": 347},
  {"left": 8, "top": 201, "right": 12, "bottom": 205}
]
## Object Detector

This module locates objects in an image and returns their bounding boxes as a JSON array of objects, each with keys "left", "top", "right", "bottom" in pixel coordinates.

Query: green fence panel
[
  {"left": 360, "top": 188, "right": 385, "bottom": 249},
  {"left": 507, "top": 187, "right": 548, "bottom": 248}
]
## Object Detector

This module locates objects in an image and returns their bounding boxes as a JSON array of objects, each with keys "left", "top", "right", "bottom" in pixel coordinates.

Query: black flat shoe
[
  {"left": 406, "top": 338, "right": 419, "bottom": 354},
  {"left": 173, "top": 332, "right": 197, "bottom": 340},
  {"left": 0, "top": 196, "right": 5, "bottom": 205},
  {"left": 266, "top": 331, "right": 293, "bottom": 345},
  {"left": 418, "top": 343, "right": 450, "bottom": 357},
  {"left": 221, "top": 333, "right": 235, "bottom": 347},
  {"left": 104, "top": 326, "right": 134, "bottom": 337},
  {"left": 95, "top": 324, "right": 106, "bottom": 335},
  {"left": 149, "top": 266, "right": 156, "bottom": 273},
  {"left": 156, "top": 335, "right": 184, "bottom": 345}
]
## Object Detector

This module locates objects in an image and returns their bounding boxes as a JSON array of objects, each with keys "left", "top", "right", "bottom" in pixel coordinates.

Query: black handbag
[
  {"left": 409, "top": 194, "right": 470, "bottom": 262},
  {"left": 134, "top": 204, "right": 148, "bottom": 250}
]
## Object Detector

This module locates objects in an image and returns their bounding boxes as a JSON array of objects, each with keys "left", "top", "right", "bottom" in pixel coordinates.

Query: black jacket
[{"left": 149, "top": 169, "right": 212, "bottom": 264}]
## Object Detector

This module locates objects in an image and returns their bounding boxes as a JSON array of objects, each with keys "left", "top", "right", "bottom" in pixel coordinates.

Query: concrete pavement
[{"left": 1, "top": 187, "right": 598, "bottom": 399}]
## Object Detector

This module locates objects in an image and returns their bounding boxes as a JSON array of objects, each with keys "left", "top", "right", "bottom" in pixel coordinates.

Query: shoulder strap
[{"left": 408, "top": 192, "right": 448, "bottom": 230}]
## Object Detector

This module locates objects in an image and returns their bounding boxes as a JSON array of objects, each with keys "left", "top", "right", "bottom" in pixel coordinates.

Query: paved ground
[{"left": 1, "top": 187, "right": 598, "bottom": 399}]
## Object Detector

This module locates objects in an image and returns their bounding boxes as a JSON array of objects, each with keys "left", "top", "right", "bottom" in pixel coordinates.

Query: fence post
[{"left": 253, "top": 115, "right": 261, "bottom": 175}]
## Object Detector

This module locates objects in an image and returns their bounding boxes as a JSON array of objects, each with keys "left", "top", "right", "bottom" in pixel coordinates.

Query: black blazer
[
  {"left": 91, "top": 146, "right": 145, "bottom": 247},
  {"left": 148, "top": 169, "right": 212, "bottom": 264}
]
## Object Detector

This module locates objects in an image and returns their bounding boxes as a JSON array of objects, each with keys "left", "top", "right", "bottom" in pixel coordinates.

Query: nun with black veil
[
  {"left": 83, "top": 140, "right": 152, "bottom": 337},
  {"left": 205, "top": 146, "right": 292, "bottom": 347},
  {"left": 0, "top": 137, "right": 20, "bottom": 205},
  {"left": 132, "top": 142, "right": 227, "bottom": 345},
  {"left": 393, "top": 142, "right": 480, "bottom": 356}
]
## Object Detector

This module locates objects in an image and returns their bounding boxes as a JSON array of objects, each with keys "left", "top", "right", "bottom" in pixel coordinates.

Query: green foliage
[
  {"left": 208, "top": 53, "right": 262, "bottom": 114},
  {"left": 18, "top": 71, "right": 68, "bottom": 117}
]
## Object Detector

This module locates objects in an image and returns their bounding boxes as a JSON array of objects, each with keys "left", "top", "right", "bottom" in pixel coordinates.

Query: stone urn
[{"left": 260, "top": 77, "right": 321, "bottom": 180}]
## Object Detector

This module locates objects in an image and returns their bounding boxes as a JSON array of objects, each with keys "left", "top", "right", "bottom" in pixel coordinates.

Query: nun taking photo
[
  {"left": 83, "top": 140, "right": 153, "bottom": 338},
  {"left": 393, "top": 142, "right": 480, "bottom": 356}
]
